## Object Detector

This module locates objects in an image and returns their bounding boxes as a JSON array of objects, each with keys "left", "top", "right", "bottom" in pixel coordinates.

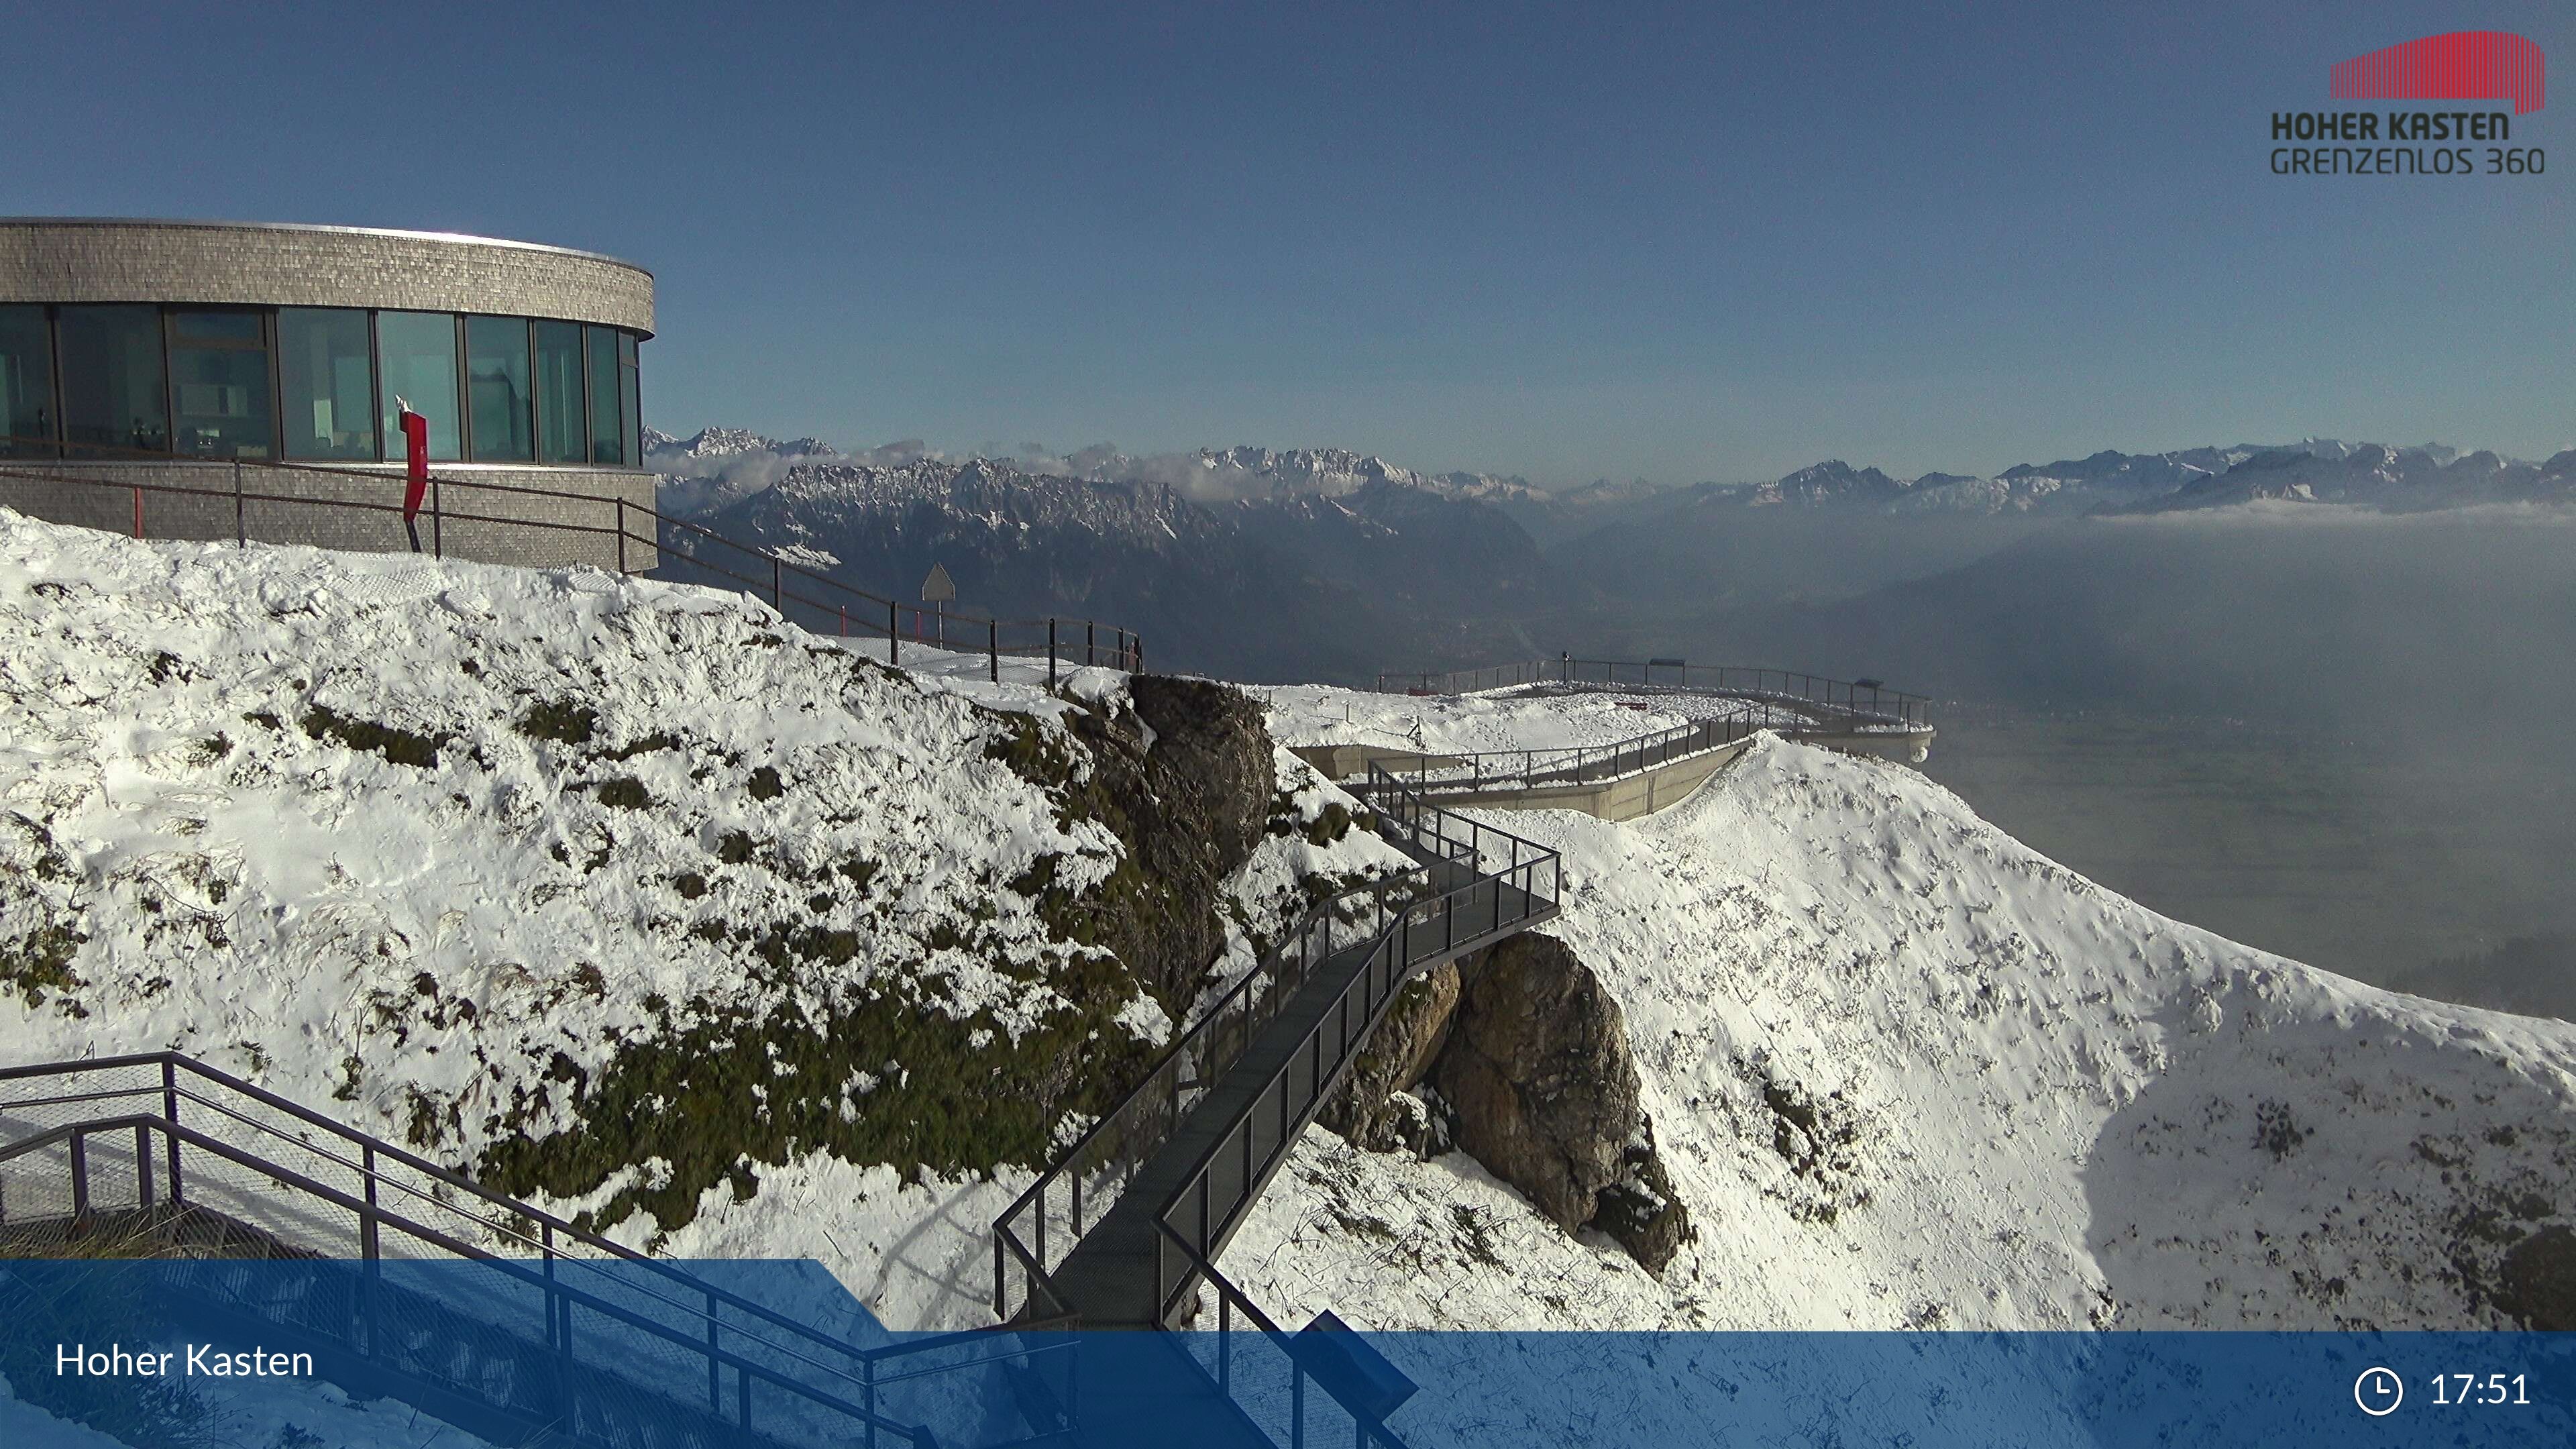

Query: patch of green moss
[
  {"left": 191, "top": 733, "right": 231, "bottom": 765},
  {"left": 674, "top": 871, "right": 709, "bottom": 900},
  {"left": 476, "top": 954, "right": 1157, "bottom": 1234},
  {"left": 747, "top": 765, "right": 785, "bottom": 800},
  {"left": 983, "top": 713, "right": 1081, "bottom": 790},
  {"left": 1, "top": 815, "right": 90, "bottom": 1016},
  {"left": 518, "top": 699, "right": 598, "bottom": 745},
  {"left": 1304, "top": 801, "right": 1352, "bottom": 846},
  {"left": 593, "top": 777, "right": 653, "bottom": 810},
  {"left": 602, "top": 731, "right": 683, "bottom": 761},
  {"left": 715, "top": 830, "right": 759, "bottom": 865},
  {"left": 302, "top": 704, "right": 448, "bottom": 769}
]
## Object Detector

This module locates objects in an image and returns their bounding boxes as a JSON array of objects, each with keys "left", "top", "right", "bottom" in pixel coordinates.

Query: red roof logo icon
[{"left": 2331, "top": 32, "right": 2546, "bottom": 114}]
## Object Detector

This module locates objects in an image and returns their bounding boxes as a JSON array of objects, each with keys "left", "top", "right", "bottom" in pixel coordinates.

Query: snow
[
  {"left": 1245, "top": 682, "right": 1782, "bottom": 759},
  {"left": 1226, "top": 735, "right": 2576, "bottom": 1346},
  {"left": 11, "top": 500, "right": 2576, "bottom": 1429},
  {"left": 0, "top": 1365, "right": 504, "bottom": 1449},
  {"left": 0, "top": 508, "right": 1393, "bottom": 1336}
]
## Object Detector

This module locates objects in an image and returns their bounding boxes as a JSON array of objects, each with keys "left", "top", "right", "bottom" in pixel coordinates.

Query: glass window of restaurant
[
  {"left": 0, "top": 305, "right": 54, "bottom": 457},
  {"left": 533, "top": 319, "right": 586, "bottom": 464},
  {"left": 584, "top": 325, "right": 624, "bottom": 466},
  {"left": 619, "top": 330, "right": 641, "bottom": 468},
  {"left": 57, "top": 305, "right": 170, "bottom": 458},
  {"left": 465, "top": 315, "right": 533, "bottom": 462},
  {"left": 167, "top": 309, "right": 276, "bottom": 459},
  {"left": 278, "top": 307, "right": 377, "bottom": 460},
  {"left": 375, "top": 310, "right": 460, "bottom": 460}
]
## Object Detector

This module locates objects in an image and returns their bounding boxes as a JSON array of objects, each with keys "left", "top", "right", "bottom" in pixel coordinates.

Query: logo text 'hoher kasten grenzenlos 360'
[{"left": 2271, "top": 30, "right": 2547, "bottom": 176}]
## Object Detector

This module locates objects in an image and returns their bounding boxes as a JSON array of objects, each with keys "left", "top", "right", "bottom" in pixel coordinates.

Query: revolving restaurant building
[{"left": 0, "top": 218, "right": 654, "bottom": 569}]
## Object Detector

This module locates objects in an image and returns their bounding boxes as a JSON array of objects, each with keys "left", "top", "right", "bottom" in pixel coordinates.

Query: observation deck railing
[
  {"left": 1376, "top": 656, "right": 1931, "bottom": 731},
  {"left": 0, "top": 434, "right": 1141, "bottom": 683},
  {"left": 990, "top": 767, "right": 1560, "bottom": 1446},
  {"left": 0, "top": 1053, "right": 1078, "bottom": 1449}
]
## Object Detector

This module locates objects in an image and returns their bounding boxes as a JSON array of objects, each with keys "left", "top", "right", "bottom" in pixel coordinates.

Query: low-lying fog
[{"left": 1607, "top": 506, "right": 2576, "bottom": 1016}]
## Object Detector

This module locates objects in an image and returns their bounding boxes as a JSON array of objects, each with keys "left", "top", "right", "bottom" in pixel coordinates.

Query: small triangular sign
[{"left": 920, "top": 562, "right": 956, "bottom": 603}]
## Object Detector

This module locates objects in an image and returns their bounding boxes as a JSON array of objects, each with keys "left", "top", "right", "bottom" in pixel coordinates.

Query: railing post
[
  {"left": 233, "top": 460, "right": 245, "bottom": 545},
  {"left": 989, "top": 619, "right": 999, "bottom": 683},
  {"left": 707, "top": 1290, "right": 722, "bottom": 1410},
  {"left": 1086, "top": 620, "right": 1095, "bottom": 667},
  {"left": 131, "top": 484, "right": 142, "bottom": 539},
  {"left": 772, "top": 555, "right": 783, "bottom": 608},
  {"left": 361, "top": 1143, "right": 381, "bottom": 1261},
  {"left": 1048, "top": 618, "right": 1058, "bottom": 689},
  {"left": 135, "top": 1123, "right": 154, "bottom": 1208},
  {"left": 69, "top": 1130, "right": 89, "bottom": 1220},
  {"left": 1293, "top": 1362, "right": 1307, "bottom": 1449},
  {"left": 431, "top": 476, "right": 443, "bottom": 558},
  {"left": 161, "top": 1059, "right": 184, "bottom": 1205},
  {"left": 889, "top": 601, "right": 900, "bottom": 666}
]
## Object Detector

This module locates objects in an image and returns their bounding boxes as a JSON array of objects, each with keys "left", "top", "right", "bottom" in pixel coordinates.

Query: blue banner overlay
[{"left": 1, "top": 1260, "right": 2568, "bottom": 1447}]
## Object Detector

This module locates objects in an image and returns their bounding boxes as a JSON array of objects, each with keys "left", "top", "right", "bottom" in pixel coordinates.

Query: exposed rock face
[
  {"left": 1041, "top": 676, "right": 1277, "bottom": 1008},
  {"left": 1126, "top": 675, "right": 1273, "bottom": 876},
  {"left": 2489, "top": 1224, "right": 2576, "bottom": 1330},
  {"left": 1319, "top": 961, "right": 1461, "bottom": 1152},
  {"left": 1323, "top": 930, "right": 1693, "bottom": 1273}
]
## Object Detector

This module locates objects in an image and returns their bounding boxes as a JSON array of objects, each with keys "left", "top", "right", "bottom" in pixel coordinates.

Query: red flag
[{"left": 400, "top": 410, "right": 431, "bottom": 521}]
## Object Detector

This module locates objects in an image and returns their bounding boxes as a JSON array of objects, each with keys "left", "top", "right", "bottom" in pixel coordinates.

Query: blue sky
[{"left": 17, "top": 2, "right": 2570, "bottom": 484}]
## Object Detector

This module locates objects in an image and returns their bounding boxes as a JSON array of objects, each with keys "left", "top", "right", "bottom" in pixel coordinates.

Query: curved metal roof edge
[{"left": 0, "top": 217, "right": 653, "bottom": 280}]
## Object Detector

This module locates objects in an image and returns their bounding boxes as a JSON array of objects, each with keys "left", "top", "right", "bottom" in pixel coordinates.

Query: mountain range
[{"left": 641, "top": 427, "right": 2575, "bottom": 679}]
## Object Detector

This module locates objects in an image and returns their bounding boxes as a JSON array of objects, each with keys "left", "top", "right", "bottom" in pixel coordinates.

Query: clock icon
[{"left": 2355, "top": 1366, "right": 2404, "bottom": 1417}]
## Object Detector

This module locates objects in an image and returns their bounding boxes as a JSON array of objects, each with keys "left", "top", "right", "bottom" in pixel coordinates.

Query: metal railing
[
  {"left": 0, "top": 434, "right": 1142, "bottom": 684},
  {"left": 1144, "top": 769, "right": 1559, "bottom": 1446},
  {"left": 1153, "top": 766, "right": 1555, "bottom": 1311},
  {"left": 987, "top": 769, "right": 1556, "bottom": 1442},
  {"left": 1377, "top": 657, "right": 1931, "bottom": 730},
  {"left": 1368, "top": 712, "right": 1768, "bottom": 796},
  {"left": 987, "top": 865, "right": 1439, "bottom": 1326},
  {"left": 0, "top": 1053, "right": 1075, "bottom": 1449},
  {"left": 1157, "top": 1237, "right": 1405, "bottom": 1449}
]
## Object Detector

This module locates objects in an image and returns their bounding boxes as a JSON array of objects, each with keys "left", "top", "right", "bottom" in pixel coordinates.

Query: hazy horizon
[{"left": 13, "top": 3, "right": 2571, "bottom": 484}]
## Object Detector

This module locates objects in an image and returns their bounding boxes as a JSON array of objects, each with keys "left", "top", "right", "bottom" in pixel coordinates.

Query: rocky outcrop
[
  {"left": 1013, "top": 675, "right": 1278, "bottom": 1009},
  {"left": 1318, "top": 961, "right": 1462, "bottom": 1152},
  {"left": 1322, "top": 930, "right": 1693, "bottom": 1273}
]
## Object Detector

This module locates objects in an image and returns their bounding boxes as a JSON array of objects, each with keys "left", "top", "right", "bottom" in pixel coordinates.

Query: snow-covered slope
[
  {"left": 1225, "top": 736, "right": 2576, "bottom": 1336},
  {"left": 0, "top": 508, "right": 1404, "bottom": 1332},
  {"left": 12, "top": 505, "right": 2573, "bottom": 1369}
]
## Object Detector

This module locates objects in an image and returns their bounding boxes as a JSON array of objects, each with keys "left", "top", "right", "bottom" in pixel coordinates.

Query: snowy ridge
[
  {"left": 0, "top": 508, "right": 1403, "bottom": 1332},
  {"left": 1224, "top": 737, "right": 2576, "bottom": 1344}
]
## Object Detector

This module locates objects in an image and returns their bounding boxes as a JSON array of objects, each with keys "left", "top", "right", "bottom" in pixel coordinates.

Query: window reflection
[
  {"left": 279, "top": 308, "right": 378, "bottom": 460},
  {"left": 0, "top": 305, "right": 54, "bottom": 457},
  {"left": 466, "top": 315, "right": 533, "bottom": 462},
  {"left": 376, "top": 311, "right": 460, "bottom": 460},
  {"left": 586, "top": 325, "right": 625, "bottom": 466},
  {"left": 168, "top": 309, "right": 276, "bottom": 458},
  {"left": 20, "top": 305, "right": 637, "bottom": 468},
  {"left": 534, "top": 319, "right": 586, "bottom": 464},
  {"left": 57, "top": 305, "right": 169, "bottom": 458}
]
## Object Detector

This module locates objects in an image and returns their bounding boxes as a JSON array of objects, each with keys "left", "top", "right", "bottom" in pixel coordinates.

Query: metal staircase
[
  {"left": 988, "top": 766, "right": 1562, "bottom": 1446},
  {"left": 0, "top": 1054, "right": 1072, "bottom": 1448}
]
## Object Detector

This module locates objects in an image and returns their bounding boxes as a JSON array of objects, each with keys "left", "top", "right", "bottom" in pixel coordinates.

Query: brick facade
[
  {"left": 1, "top": 219, "right": 657, "bottom": 572},
  {"left": 0, "top": 219, "right": 653, "bottom": 333}
]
